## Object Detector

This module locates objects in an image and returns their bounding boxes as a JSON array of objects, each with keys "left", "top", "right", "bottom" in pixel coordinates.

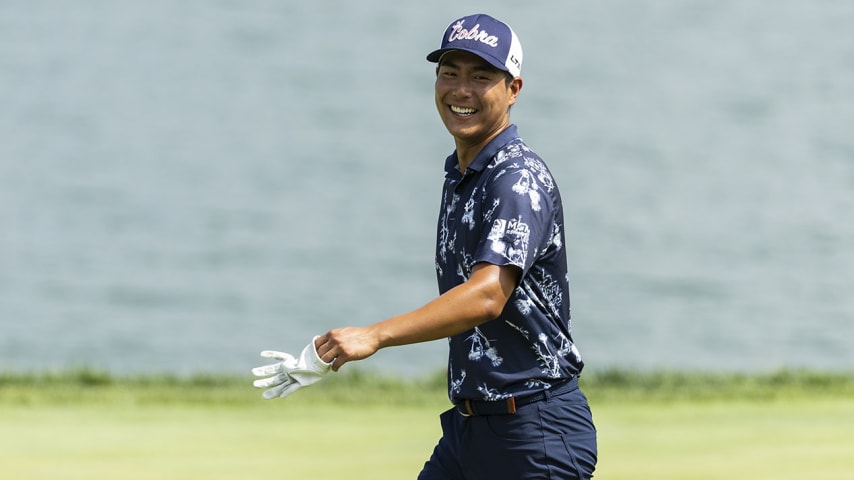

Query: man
[{"left": 254, "top": 13, "right": 597, "bottom": 479}]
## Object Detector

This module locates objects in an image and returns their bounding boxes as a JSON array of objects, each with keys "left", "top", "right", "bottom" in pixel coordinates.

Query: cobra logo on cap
[{"left": 447, "top": 20, "right": 500, "bottom": 48}]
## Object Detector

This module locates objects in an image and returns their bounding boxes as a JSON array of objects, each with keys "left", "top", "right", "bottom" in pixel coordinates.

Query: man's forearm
[
  {"left": 373, "top": 264, "right": 515, "bottom": 348},
  {"left": 316, "top": 263, "right": 519, "bottom": 370}
]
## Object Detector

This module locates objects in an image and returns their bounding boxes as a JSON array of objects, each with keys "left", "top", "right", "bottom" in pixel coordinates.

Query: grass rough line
[
  {"left": 2, "top": 368, "right": 853, "bottom": 406},
  {"left": 581, "top": 367, "right": 854, "bottom": 403}
]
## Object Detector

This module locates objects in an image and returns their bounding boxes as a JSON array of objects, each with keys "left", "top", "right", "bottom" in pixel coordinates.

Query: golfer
[{"left": 258, "top": 13, "right": 598, "bottom": 479}]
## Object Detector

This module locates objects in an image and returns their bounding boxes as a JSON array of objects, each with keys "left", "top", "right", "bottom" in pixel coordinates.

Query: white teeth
[{"left": 450, "top": 105, "right": 476, "bottom": 115}]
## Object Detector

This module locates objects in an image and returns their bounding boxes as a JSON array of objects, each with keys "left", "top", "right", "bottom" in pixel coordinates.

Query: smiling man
[
  {"left": 254, "top": 13, "right": 597, "bottom": 479},
  {"left": 415, "top": 15, "right": 597, "bottom": 479}
]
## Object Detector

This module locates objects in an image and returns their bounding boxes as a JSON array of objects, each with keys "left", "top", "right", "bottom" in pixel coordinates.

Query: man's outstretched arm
[{"left": 314, "top": 262, "right": 520, "bottom": 371}]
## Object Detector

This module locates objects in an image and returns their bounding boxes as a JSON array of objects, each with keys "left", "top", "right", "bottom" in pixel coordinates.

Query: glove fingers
[
  {"left": 259, "top": 351, "right": 297, "bottom": 362},
  {"left": 262, "top": 378, "right": 297, "bottom": 399},
  {"left": 253, "top": 372, "right": 289, "bottom": 389},
  {"left": 275, "top": 382, "right": 303, "bottom": 399},
  {"left": 252, "top": 351, "right": 299, "bottom": 376},
  {"left": 251, "top": 363, "right": 281, "bottom": 377},
  {"left": 262, "top": 388, "right": 281, "bottom": 400}
]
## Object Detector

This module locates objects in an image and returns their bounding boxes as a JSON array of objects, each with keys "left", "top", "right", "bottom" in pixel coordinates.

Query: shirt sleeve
[{"left": 472, "top": 158, "right": 555, "bottom": 276}]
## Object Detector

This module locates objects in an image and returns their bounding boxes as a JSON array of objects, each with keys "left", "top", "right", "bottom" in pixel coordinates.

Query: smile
[{"left": 450, "top": 105, "right": 477, "bottom": 116}]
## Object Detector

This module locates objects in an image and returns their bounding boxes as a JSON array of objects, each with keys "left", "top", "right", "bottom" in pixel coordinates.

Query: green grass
[
  {"left": 0, "top": 367, "right": 448, "bottom": 405},
  {"left": 2, "top": 369, "right": 854, "bottom": 479},
  {"left": 594, "top": 397, "right": 854, "bottom": 479},
  {"left": 4, "top": 367, "right": 853, "bottom": 405},
  {"left": 0, "top": 403, "right": 442, "bottom": 479}
]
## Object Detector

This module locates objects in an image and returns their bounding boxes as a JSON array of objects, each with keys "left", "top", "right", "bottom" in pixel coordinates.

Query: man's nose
[{"left": 452, "top": 79, "right": 473, "bottom": 97}]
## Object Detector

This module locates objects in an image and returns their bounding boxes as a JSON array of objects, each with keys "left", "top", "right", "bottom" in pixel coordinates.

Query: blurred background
[{"left": 1, "top": 0, "right": 852, "bottom": 377}]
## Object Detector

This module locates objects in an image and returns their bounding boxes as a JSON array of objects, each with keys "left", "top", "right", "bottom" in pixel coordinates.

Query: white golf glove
[{"left": 251, "top": 336, "right": 333, "bottom": 399}]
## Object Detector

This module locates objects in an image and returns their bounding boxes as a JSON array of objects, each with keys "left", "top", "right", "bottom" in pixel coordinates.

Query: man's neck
[
  {"left": 453, "top": 123, "right": 509, "bottom": 172},
  {"left": 454, "top": 144, "right": 482, "bottom": 173}
]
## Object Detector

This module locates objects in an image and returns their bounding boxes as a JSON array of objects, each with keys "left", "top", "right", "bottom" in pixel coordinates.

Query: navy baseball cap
[{"left": 426, "top": 14, "right": 523, "bottom": 78}]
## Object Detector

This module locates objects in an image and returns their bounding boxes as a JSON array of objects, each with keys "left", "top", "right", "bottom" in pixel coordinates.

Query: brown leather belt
[{"left": 455, "top": 376, "right": 578, "bottom": 416}]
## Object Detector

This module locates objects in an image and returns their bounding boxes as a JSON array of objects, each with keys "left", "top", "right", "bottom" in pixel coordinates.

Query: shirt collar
[{"left": 443, "top": 124, "right": 520, "bottom": 176}]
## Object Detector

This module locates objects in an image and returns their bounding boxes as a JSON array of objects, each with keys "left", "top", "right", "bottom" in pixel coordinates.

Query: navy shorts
[{"left": 417, "top": 386, "right": 597, "bottom": 479}]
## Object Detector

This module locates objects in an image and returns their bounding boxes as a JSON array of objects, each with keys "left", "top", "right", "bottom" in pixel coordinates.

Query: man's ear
[{"left": 508, "top": 77, "right": 523, "bottom": 105}]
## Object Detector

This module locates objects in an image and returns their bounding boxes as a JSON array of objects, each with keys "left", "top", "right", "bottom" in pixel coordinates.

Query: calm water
[{"left": 1, "top": 0, "right": 853, "bottom": 376}]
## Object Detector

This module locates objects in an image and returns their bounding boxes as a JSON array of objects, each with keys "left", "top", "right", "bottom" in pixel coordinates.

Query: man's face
[{"left": 434, "top": 50, "right": 521, "bottom": 147}]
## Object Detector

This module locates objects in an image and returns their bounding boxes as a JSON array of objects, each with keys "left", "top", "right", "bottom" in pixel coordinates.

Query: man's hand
[
  {"left": 314, "top": 327, "right": 382, "bottom": 372},
  {"left": 251, "top": 336, "right": 333, "bottom": 399}
]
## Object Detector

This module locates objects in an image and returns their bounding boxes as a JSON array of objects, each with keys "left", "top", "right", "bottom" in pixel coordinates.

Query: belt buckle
[
  {"left": 459, "top": 399, "right": 475, "bottom": 417},
  {"left": 505, "top": 396, "right": 517, "bottom": 414}
]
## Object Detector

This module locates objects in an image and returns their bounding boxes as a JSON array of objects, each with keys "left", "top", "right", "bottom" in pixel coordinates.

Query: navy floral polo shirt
[{"left": 435, "top": 124, "right": 584, "bottom": 402}]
